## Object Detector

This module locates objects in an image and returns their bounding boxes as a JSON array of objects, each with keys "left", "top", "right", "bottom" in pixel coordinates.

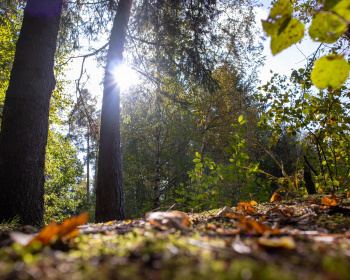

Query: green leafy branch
[{"left": 262, "top": 0, "right": 350, "bottom": 89}]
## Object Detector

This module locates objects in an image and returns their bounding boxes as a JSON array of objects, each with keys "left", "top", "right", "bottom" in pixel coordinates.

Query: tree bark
[
  {"left": 95, "top": 0, "right": 133, "bottom": 222},
  {"left": 0, "top": 0, "right": 62, "bottom": 226}
]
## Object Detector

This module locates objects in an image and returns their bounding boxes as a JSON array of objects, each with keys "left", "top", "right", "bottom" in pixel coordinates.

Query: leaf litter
[{"left": 2, "top": 193, "right": 350, "bottom": 279}]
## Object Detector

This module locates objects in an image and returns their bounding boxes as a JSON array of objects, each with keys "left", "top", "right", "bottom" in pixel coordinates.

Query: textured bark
[
  {"left": 303, "top": 165, "right": 316, "bottom": 195},
  {"left": 0, "top": 0, "right": 62, "bottom": 225},
  {"left": 95, "top": 0, "right": 133, "bottom": 222}
]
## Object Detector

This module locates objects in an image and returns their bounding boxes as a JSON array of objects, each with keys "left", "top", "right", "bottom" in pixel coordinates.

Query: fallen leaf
[
  {"left": 250, "top": 200, "right": 258, "bottom": 206},
  {"left": 236, "top": 202, "right": 259, "bottom": 215},
  {"left": 257, "top": 236, "right": 295, "bottom": 250},
  {"left": 238, "top": 216, "right": 280, "bottom": 235},
  {"left": 216, "top": 206, "right": 235, "bottom": 217},
  {"left": 347, "top": 191, "right": 350, "bottom": 199},
  {"left": 146, "top": 211, "right": 190, "bottom": 231},
  {"left": 321, "top": 194, "right": 341, "bottom": 209},
  {"left": 206, "top": 224, "right": 217, "bottom": 230},
  {"left": 226, "top": 213, "right": 240, "bottom": 219},
  {"left": 28, "top": 212, "right": 88, "bottom": 246},
  {"left": 123, "top": 219, "right": 133, "bottom": 224},
  {"left": 270, "top": 192, "right": 282, "bottom": 203},
  {"left": 265, "top": 205, "right": 295, "bottom": 218},
  {"left": 106, "top": 221, "right": 114, "bottom": 226}
]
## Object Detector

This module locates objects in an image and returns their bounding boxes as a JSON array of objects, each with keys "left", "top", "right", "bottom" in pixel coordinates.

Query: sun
[{"left": 110, "top": 63, "right": 139, "bottom": 91}]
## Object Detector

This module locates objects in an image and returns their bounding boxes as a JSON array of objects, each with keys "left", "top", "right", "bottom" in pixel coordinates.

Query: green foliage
[
  {"left": 0, "top": 7, "right": 22, "bottom": 109},
  {"left": 175, "top": 117, "right": 270, "bottom": 210},
  {"left": 263, "top": 0, "right": 350, "bottom": 89},
  {"left": 44, "top": 131, "right": 84, "bottom": 223},
  {"left": 258, "top": 65, "right": 350, "bottom": 193}
]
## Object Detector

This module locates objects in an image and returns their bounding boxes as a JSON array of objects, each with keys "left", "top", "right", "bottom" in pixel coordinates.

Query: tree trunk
[
  {"left": 0, "top": 0, "right": 62, "bottom": 226},
  {"left": 86, "top": 131, "right": 90, "bottom": 206},
  {"left": 303, "top": 165, "right": 316, "bottom": 195},
  {"left": 95, "top": 0, "right": 133, "bottom": 222},
  {"left": 154, "top": 126, "right": 161, "bottom": 209}
]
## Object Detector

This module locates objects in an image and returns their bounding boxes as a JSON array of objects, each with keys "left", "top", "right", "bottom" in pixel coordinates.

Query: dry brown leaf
[
  {"left": 28, "top": 212, "right": 88, "bottom": 246},
  {"left": 265, "top": 205, "right": 295, "bottom": 218},
  {"left": 236, "top": 202, "right": 259, "bottom": 215},
  {"left": 146, "top": 211, "right": 190, "bottom": 231},
  {"left": 216, "top": 206, "right": 235, "bottom": 217},
  {"left": 270, "top": 192, "right": 282, "bottom": 203}
]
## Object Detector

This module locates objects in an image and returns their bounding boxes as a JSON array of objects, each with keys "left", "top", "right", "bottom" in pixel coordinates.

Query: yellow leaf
[{"left": 270, "top": 192, "right": 282, "bottom": 203}]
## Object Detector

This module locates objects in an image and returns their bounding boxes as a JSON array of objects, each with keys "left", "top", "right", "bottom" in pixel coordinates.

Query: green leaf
[
  {"left": 311, "top": 55, "right": 350, "bottom": 89},
  {"left": 195, "top": 152, "right": 201, "bottom": 159},
  {"left": 332, "top": 0, "right": 350, "bottom": 22},
  {"left": 263, "top": 18, "right": 304, "bottom": 55},
  {"left": 193, "top": 158, "right": 201, "bottom": 163},
  {"left": 303, "top": 93, "right": 310, "bottom": 99},
  {"left": 238, "top": 115, "right": 243, "bottom": 123},
  {"left": 309, "top": 12, "right": 346, "bottom": 43},
  {"left": 269, "top": 0, "right": 293, "bottom": 19},
  {"left": 324, "top": 0, "right": 342, "bottom": 10}
]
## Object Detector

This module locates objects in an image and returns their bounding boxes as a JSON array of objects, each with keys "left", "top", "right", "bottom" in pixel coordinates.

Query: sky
[{"left": 66, "top": 0, "right": 323, "bottom": 98}]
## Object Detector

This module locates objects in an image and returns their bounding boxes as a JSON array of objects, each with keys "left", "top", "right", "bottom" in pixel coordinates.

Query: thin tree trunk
[
  {"left": 154, "top": 126, "right": 161, "bottom": 209},
  {"left": 0, "top": 0, "right": 62, "bottom": 226},
  {"left": 95, "top": 0, "right": 133, "bottom": 222},
  {"left": 86, "top": 131, "right": 90, "bottom": 206}
]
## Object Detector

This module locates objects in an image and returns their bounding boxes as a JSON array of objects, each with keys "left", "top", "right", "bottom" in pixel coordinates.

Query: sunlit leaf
[
  {"left": 270, "top": 192, "right": 282, "bottom": 202},
  {"left": 332, "top": 0, "right": 350, "bottom": 22},
  {"left": 238, "top": 115, "right": 243, "bottom": 123},
  {"left": 309, "top": 12, "right": 346, "bottom": 43},
  {"left": 311, "top": 55, "right": 350, "bottom": 89},
  {"left": 236, "top": 202, "right": 259, "bottom": 215},
  {"left": 263, "top": 18, "right": 304, "bottom": 55},
  {"left": 269, "top": 0, "right": 293, "bottom": 19}
]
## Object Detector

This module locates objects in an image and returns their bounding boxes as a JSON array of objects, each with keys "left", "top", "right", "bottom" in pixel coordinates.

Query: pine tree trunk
[
  {"left": 86, "top": 131, "right": 90, "bottom": 206},
  {"left": 95, "top": 0, "right": 133, "bottom": 222},
  {"left": 0, "top": 0, "right": 62, "bottom": 226}
]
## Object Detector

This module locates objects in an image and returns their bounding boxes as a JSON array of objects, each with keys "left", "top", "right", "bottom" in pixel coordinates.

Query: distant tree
[{"left": 0, "top": 0, "right": 63, "bottom": 225}]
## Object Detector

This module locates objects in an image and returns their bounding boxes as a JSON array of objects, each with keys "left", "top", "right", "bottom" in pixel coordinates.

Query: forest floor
[{"left": 1, "top": 193, "right": 350, "bottom": 279}]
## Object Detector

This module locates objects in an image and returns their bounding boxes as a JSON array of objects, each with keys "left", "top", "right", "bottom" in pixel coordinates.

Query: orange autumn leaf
[
  {"left": 28, "top": 212, "right": 88, "bottom": 246},
  {"left": 250, "top": 200, "right": 258, "bottom": 206},
  {"left": 238, "top": 216, "right": 280, "bottom": 235},
  {"left": 225, "top": 212, "right": 240, "bottom": 219},
  {"left": 270, "top": 192, "right": 282, "bottom": 203},
  {"left": 123, "top": 219, "right": 133, "bottom": 223},
  {"left": 321, "top": 197, "right": 339, "bottom": 206},
  {"left": 236, "top": 202, "right": 259, "bottom": 215},
  {"left": 347, "top": 191, "right": 350, "bottom": 199}
]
